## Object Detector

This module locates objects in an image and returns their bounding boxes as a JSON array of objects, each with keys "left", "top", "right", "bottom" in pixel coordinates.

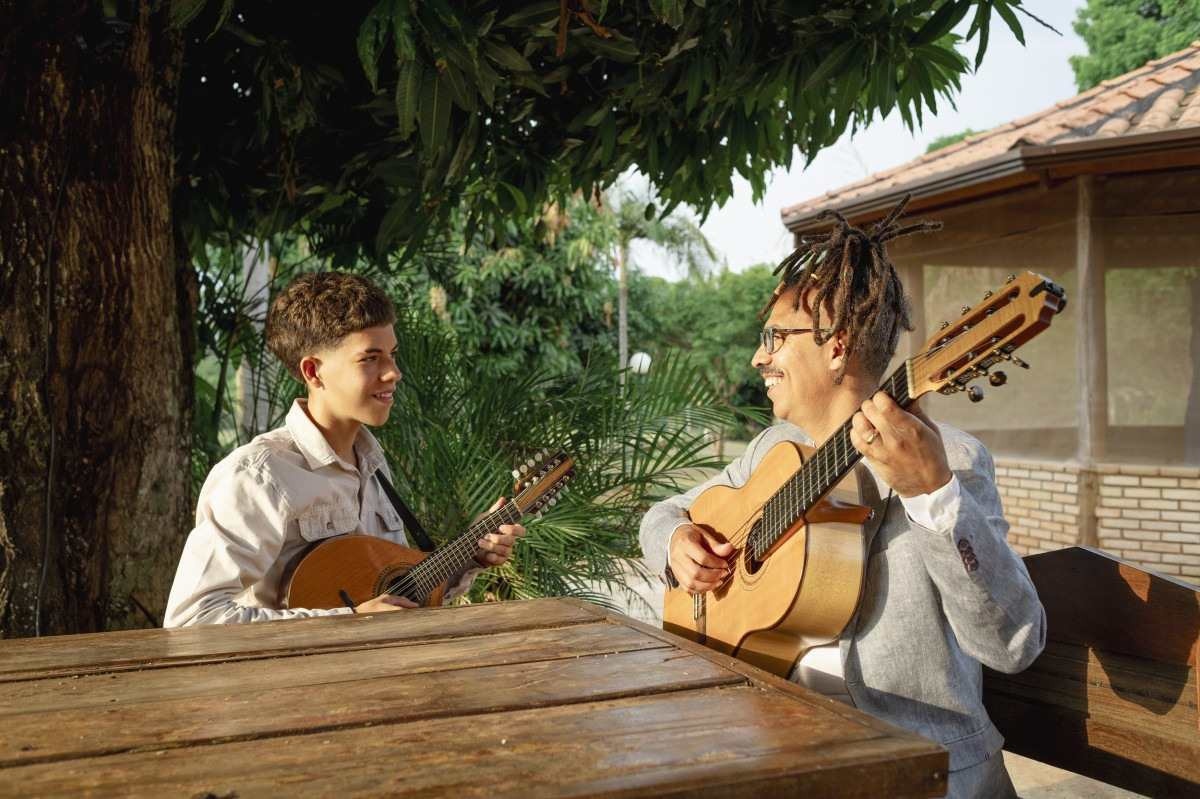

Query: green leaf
[
  {"left": 445, "top": 116, "right": 480, "bottom": 186},
  {"left": 497, "top": 181, "right": 528, "bottom": 215},
  {"left": 357, "top": 0, "right": 390, "bottom": 91},
  {"left": 376, "top": 195, "right": 414, "bottom": 253},
  {"left": 912, "top": 1, "right": 970, "bottom": 47},
  {"left": 804, "top": 39, "right": 857, "bottom": 91},
  {"left": 994, "top": 1, "right": 1025, "bottom": 46},
  {"left": 392, "top": 0, "right": 417, "bottom": 62},
  {"left": 395, "top": 60, "right": 423, "bottom": 138},
  {"left": 169, "top": 0, "right": 207, "bottom": 29},
  {"left": 483, "top": 39, "right": 534, "bottom": 73},
  {"left": 419, "top": 69, "right": 454, "bottom": 152},
  {"left": 442, "top": 61, "right": 477, "bottom": 111},
  {"left": 496, "top": 2, "right": 559, "bottom": 29}
]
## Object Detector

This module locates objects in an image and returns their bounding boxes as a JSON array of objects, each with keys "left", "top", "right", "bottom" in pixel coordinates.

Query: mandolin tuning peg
[
  {"left": 983, "top": 290, "right": 993, "bottom": 299},
  {"left": 960, "top": 305, "right": 971, "bottom": 315},
  {"left": 526, "top": 458, "right": 535, "bottom": 468},
  {"left": 1006, "top": 273, "right": 1017, "bottom": 284},
  {"left": 939, "top": 321, "right": 950, "bottom": 330},
  {"left": 511, "top": 469, "right": 520, "bottom": 479}
]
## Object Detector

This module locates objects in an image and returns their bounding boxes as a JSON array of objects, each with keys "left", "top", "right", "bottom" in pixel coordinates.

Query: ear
[
  {"left": 826, "top": 331, "right": 849, "bottom": 376},
  {"left": 299, "top": 355, "right": 323, "bottom": 390}
]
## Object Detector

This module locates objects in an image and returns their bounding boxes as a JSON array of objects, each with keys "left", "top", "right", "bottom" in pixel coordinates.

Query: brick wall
[{"left": 994, "top": 458, "right": 1200, "bottom": 584}]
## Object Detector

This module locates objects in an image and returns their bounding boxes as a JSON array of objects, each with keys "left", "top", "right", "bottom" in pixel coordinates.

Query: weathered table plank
[
  {"left": 0, "top": 687, "right": 944, "bottom": 798},
  {"left": 0, "top": 621, "right": 663, "bottom": 716},
  {"left": 0, "top": 648, "right": 741, "bottom": 767},
  {"left": 0, "top": 598, "right": 947, "bottom": 797},
  {"left": 0, "top": 598, "right": 596, "bottom": 681}
]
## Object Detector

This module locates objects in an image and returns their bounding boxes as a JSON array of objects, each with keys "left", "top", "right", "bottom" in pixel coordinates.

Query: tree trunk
[{"left": 0, "top": 2, "right": 192, "bottom": 636}]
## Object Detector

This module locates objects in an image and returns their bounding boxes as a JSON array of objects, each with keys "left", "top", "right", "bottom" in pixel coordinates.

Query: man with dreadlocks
[{"left": 639, "top": 197, "right": 1044, "bottom": 798}]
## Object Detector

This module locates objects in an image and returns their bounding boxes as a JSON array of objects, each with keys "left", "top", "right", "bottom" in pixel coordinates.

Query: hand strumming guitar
[{"left": 668, "top": 524, "right": 734, "bottom": 594}]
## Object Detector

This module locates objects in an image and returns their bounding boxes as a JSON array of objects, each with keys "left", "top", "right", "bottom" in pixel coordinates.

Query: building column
[{"left": 1076, "top": 175, "right": 1107, "bottom": 548}]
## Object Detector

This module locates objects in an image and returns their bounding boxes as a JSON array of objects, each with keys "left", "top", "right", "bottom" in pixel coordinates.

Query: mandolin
[
  {"left": 285, "top": 451, "right": 574, "bottom": 610},
  {"left": 662, "top": 272, "right": 1067, "bottom": 676}
]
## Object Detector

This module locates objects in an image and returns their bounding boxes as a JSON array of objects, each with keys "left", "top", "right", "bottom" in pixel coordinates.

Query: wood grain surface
[{"left": 0, "top": 597, "right": 947, "bottom": 797}]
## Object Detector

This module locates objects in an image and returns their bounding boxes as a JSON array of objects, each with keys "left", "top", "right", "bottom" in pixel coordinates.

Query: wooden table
[{"left": 0, "top": 598, "right": 946, "bottom": 797}]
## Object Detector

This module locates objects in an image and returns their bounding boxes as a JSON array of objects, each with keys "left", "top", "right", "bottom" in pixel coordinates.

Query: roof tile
[{"left": 782, "top": 43, "right": 1200, "bottom": 223}]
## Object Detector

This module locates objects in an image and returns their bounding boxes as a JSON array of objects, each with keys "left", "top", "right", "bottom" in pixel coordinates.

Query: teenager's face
[
  {"left": 306, "top": 324, "right": 400, "bottom": 428},
  {"left": 750, "top": 289, "right": 844, "bottom": 426}
]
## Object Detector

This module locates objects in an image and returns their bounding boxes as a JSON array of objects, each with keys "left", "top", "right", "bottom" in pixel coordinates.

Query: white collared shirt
[{"left": 164, "top": 399, "right": 478, "bottom": 627}]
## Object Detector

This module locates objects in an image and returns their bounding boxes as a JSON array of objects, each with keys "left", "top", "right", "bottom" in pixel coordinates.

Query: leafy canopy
[
  {"left": 1070, "top": 0, "right": 1200, "bottom": 91},
  {"left": 172, "top": 0, "right": 1030, "bottom": 264}
]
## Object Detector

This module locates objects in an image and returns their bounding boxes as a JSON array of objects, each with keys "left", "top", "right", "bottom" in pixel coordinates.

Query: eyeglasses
[{"left": 759, "top": 326, "right": 829, "bottom": 354}]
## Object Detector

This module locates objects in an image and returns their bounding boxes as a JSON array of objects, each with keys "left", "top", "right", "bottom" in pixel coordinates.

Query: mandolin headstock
[{"left": 510, "top": 450, "right": 575, "bottom": 517}]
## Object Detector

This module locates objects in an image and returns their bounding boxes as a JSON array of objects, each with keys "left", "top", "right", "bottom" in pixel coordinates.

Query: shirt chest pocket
[
  {"left": 297, "top": 503, "right": 360, "bottom": 542},
  {"left": 373, "top": 505, "right": 407, "bottom": 545}
]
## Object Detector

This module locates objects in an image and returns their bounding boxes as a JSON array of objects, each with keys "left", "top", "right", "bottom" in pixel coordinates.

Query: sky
[{"left": 631, "top": 0, "right": 1090, "bottom": 279}]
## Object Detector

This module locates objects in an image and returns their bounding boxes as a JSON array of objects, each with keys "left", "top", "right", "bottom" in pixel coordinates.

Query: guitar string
[{"left": 717, "top": 359, "right": 917, "bottom": 557}]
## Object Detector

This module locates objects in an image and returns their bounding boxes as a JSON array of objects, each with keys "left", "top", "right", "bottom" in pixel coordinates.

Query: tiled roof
[{"left": 781, "top": 42, "right": 1200, "bottom": 226}]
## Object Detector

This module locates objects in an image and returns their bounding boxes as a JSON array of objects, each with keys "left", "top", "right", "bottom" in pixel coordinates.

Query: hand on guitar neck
[
  {"left": 351, "top": 495, "right": 526, "bottom": 614},
  {"left": 850, "top": 394, "right": 953, "bottom": 498}
]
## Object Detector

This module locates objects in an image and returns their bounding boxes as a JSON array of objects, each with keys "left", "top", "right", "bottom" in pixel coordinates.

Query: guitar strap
[{"left": 374, "top": 471, "right": 437, "bottom": 553}]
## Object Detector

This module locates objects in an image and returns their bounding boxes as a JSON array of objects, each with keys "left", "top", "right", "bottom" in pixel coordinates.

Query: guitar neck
[
  {"left": 385, "top": 502, "right": 523, "bottom": 600},
  {"left": 748, "top": 361, "right": 915, "bottom": 561}
]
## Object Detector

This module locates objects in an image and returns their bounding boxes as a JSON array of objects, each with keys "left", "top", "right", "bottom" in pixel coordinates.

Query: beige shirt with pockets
[{"left": 164, "top": 399, "right": 478, "bottom": 627}]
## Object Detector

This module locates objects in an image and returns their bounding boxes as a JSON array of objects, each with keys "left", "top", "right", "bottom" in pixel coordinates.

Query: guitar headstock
[
  {"left": 510, "top": 450, "right": 575, "bottom": 517},
  {"left": 909, "top": 272, "right": 1066, "bottom": 402}
]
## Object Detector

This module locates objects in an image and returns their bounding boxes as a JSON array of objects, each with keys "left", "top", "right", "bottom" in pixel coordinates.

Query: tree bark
[{"left": 0, "top": 1, "right": 192, "bottom": 636}]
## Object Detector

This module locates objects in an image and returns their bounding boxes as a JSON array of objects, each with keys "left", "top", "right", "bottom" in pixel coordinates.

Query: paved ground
[{"left": 586, "top": 560, "right": 1143, "bottom": 799}]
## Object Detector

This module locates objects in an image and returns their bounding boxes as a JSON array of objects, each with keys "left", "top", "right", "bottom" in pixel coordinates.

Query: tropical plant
[{"left": 607, "top": 190, "right": 718, "bottom": 380}]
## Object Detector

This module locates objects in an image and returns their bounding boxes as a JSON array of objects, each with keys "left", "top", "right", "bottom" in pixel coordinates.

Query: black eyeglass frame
[{"left": 759, "top": 326, "right": 831, "bottom": 354}]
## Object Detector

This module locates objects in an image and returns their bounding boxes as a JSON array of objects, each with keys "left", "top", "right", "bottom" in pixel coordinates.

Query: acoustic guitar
[
  {"left": 662, "top": 272, "right": 1067, "bottom": 676},
  {"left": 285, "top": 451, "right": 575, "bottom": 610}
]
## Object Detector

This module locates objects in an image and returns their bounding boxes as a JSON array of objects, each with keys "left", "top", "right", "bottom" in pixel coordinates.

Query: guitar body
[
  {"left": 285, "top": 535, "right": 446, "bottom": 610},
  {"left": 662, "top": 441, "right": 872, "bottom": 677}
]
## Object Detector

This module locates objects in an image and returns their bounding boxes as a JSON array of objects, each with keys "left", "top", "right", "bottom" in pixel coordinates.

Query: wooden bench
[{"left": 983, "top": 546, "right": 1200, "bottom": 795}]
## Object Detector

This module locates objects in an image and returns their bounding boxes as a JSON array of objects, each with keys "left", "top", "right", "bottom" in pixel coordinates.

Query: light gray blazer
[{"left": 639, "top": 421, "right": 1046, "bottom": 773}]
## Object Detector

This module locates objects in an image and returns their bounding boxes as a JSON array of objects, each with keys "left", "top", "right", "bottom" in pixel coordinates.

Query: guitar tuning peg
[
  {"left": 1006, "top": 273, "right": 1017, "bottom": 284},
  {"left": 519, "top": 463, "right": 529, "bottom": 474},
  {"left": 967, "top": 385, "right": 984, "bottom": 403},
  {"left": 960, "top": 305, "right": 971, "bottom": 315},
  {"left": 511, "top": 469, "right": 520, "bottom": 479},
  {"left": 526, "top": 458, "right": 535, "bottom": 468},
  {"left": 939, "top": 321, "right": 950, "bottom": 330},
  {"left": 983, "top": 290, "right": 993, "bottom": 299},
  {"left": 1011, "top": 355, "right": 1030, "bottom": 369},
  {"left": 989, "top": 370, "right": 1008, "bottom": 387}
]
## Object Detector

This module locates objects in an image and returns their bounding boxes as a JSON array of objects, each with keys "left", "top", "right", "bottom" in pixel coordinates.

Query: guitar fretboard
[{"left": 748, "top": 361, "right": 912, "bottom": 561}]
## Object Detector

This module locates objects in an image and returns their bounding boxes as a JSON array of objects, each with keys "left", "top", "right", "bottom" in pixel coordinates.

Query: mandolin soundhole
[{"left": 375, "top": 565, "right": 413, "bottom": 599}]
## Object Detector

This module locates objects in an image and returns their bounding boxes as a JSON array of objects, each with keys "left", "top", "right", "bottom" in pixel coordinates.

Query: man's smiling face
[{"left": 751, "top": 288, "right": 838, "bottom": 428}]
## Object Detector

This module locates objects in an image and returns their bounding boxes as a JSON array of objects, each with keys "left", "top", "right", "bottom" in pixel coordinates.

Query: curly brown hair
[
  {"left": 765, "top": 195, "right": 940, "bottom": 383},
  {"left": 266, "top": 272, "right": 396, "bottom": 380}
]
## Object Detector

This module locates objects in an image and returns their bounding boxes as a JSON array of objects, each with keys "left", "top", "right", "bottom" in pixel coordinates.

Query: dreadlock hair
[{"left": 764, "top": 194, "right": 942, "bottom": 384}]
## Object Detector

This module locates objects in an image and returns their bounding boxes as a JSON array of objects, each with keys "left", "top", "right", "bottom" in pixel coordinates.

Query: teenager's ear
[{"left": 300, "top": 355, "right": 323, "bottom": 389}]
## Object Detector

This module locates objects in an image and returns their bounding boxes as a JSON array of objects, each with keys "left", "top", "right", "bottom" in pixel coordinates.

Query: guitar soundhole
[{"left": 743, "top": 519, "right": 764, "bottom": 575}]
